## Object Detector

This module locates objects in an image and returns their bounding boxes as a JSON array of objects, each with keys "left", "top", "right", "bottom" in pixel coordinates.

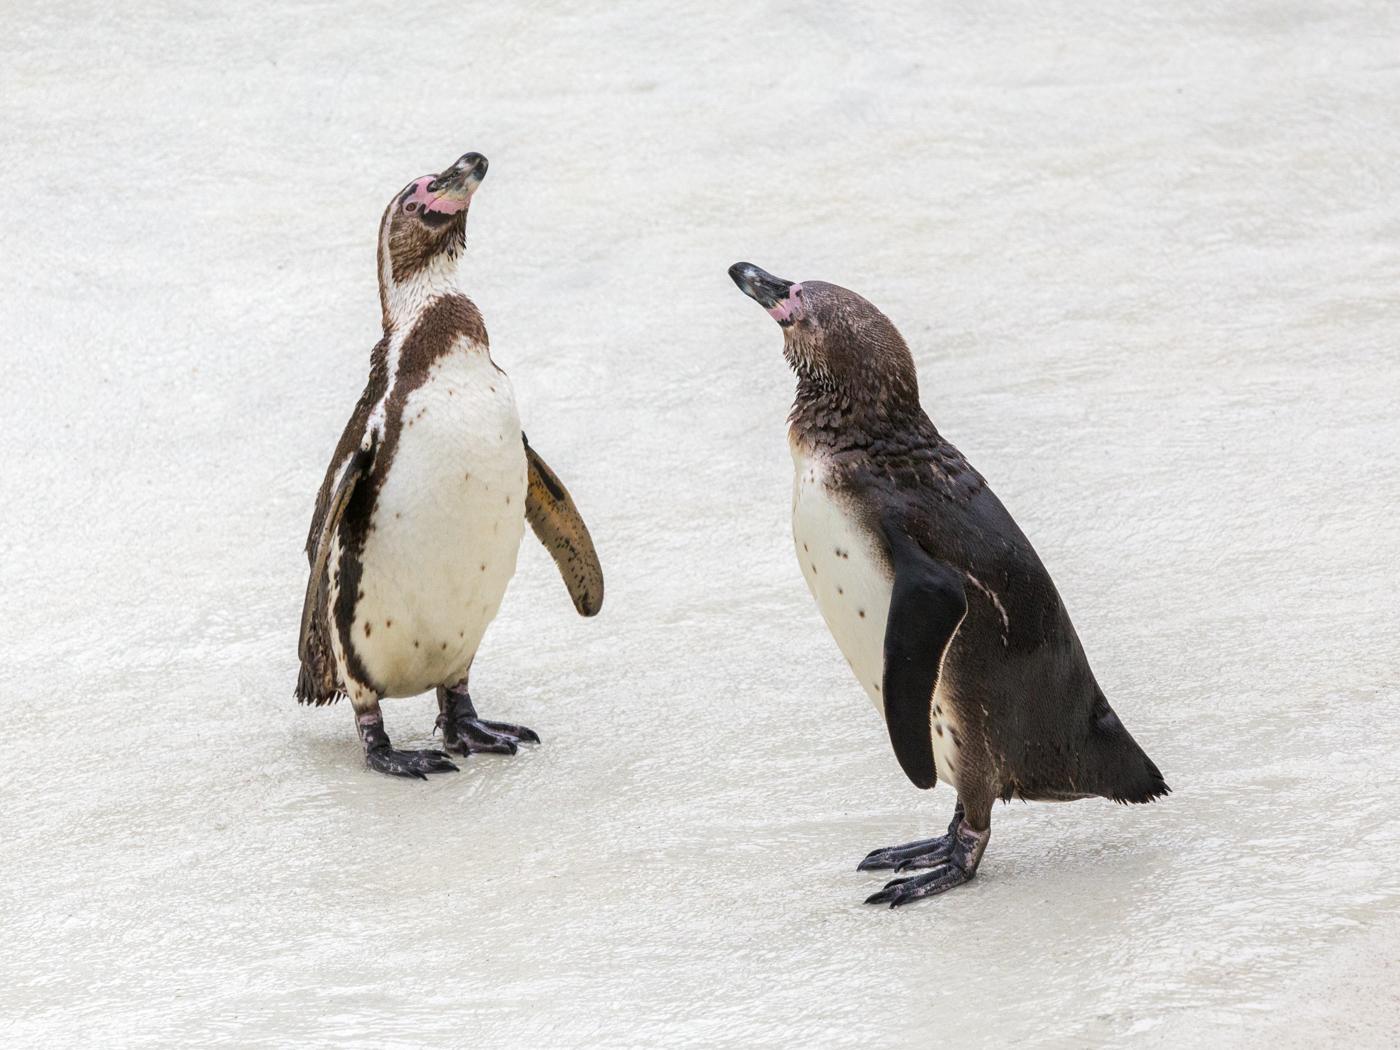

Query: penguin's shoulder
[
  {"left": 394, "top": 294, "right": 491, "bottom": 385},
  {"left": 840, "top": 431, "right": 1038, "bottom": 573},
  {"left": 828, "top": 428, "right": 1074, "bottom": 646}
]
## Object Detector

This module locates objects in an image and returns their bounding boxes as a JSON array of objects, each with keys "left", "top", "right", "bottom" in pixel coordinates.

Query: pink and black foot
[
  {"left": 356, "top": 707, "right": 459, "bottom": 779},
  {"left": 436, "top": 685, "right": 539, "bottom": 757},
  {"left": 859, "top": 799, "right": 991, "bottom": 907}
]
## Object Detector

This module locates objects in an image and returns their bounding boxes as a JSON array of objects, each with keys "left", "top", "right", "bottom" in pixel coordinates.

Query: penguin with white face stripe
[
  {"left": 728, "top": 262, "right": 1168, "bottom": 906},
  {"left": 296, "top": 152, "right": 604, "bottom": 778}
]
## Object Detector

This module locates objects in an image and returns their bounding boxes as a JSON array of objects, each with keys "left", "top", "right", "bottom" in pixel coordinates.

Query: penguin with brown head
[{"left": 730, "top": 262, "right": 1168, "bottom": 906}]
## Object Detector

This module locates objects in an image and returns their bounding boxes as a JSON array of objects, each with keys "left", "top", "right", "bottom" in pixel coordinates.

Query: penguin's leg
[
  {"left": 436, "top": 678, "right": 540, "bottom": 756},
  {"left": 857, "top": 799, "right": 967, "bottom": 872},
  {"left": 863, "top": 792, "right": 992, "bottom": 908},
  {"left": 351, "top": 691, "right": 459, "bottom": 779}
]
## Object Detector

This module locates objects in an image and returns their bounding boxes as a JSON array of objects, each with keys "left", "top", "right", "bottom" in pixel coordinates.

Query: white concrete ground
[{"left": 2, "top": 2, "right": 1398, "bottom": 1047}]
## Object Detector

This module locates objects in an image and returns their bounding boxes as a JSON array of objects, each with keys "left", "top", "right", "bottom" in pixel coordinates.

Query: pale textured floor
[{"left": 2, "top": 2, "right": 1398, "bottom": 1047}]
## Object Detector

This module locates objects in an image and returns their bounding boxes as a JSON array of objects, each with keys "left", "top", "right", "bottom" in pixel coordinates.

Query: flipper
[
  {"left": 522, "top": 434, "right": 604, "bottom": 617},
  {"left": 296, "top": 434, "right": 377, "bottom": 702},
  {"left": 880, "top": 522, "right": 968, "bottom": 789}
]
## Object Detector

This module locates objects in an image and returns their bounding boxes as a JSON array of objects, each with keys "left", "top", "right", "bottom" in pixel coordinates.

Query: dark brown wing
[
  {"left": 522, "top": 436, "right": 604, "bottom": 617},
  {"left": 305, "top": 341, "right": 388, "bottom": 558},
  {"left": 295, "top": 343, "right": 387, "bottom": 705}
]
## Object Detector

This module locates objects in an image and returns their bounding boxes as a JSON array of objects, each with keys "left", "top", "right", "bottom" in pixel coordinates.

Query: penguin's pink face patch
[
  {"left": 382, "top": 152, "right": 488, "bottom": 284},
  {"left": 768, "top": 284, "right": 805, "bottom": 324},
  {"left": 401, "top": 175, "right": 473, "bottom": 219}
]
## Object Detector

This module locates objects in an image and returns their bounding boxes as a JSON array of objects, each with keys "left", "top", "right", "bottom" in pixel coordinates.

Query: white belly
[
  {"left": 349, "top": 348, "right": 527, "bottom": 697},
  {"left": 792, "top": 448, "right": 961, "bottom": 788}
]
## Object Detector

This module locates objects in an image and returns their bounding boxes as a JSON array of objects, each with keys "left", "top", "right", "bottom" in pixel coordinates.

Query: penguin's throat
[
  {"left": 384, "top": 253, "right": 465, "bottom": 332},
  {"left": 789, "top": 375, "right": 929, "bottom": 455}
]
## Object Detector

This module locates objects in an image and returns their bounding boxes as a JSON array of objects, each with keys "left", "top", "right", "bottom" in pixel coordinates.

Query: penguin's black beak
[
  {"left": 729, "top": 262, "right": 802, "bottom": 326},
  {"left": 429, "top": 152, "right": 489, "bottom": 201}
]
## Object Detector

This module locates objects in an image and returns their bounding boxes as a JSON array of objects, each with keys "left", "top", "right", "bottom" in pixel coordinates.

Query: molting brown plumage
[{"left": 729, "top": 262, "right": 1168, "bottom": 906}]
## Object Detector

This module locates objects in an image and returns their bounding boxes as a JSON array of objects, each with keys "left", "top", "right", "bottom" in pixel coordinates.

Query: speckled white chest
[
  {"left": 791, "top": 446, "right": 961, "bottom": 788},
  {"left": 341, "top": 337, "right": 526, "bottom": 698}
]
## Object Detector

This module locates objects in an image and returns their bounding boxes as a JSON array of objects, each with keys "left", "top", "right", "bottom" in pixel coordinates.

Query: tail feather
[
  {"left": 1090, "top": 697, "right": 1170, "bottom": 804},
  {"left": 294, "top": 626, "right": 344, "bottom": 707}
]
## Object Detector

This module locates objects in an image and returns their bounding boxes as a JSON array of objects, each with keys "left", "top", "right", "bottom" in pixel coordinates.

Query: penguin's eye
[{"left": 403, "top": 200, "right": 420, "bottom": 214}]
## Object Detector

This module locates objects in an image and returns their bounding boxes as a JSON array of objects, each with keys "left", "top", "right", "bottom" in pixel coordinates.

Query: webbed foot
[
  {"left": 856, "top": 817, "right": 991, "bottom": 907},
  {"left": 436, "top": 684, "right": 539, "bottom": 757},
  {"left": 442, "top": 717, "right": 540, "bottom": 756},
  {"left": 856, "top": 800, "right": 968, "bottom": 873},
  {"left": 365, "top": 745, "right": 459, "bottom": 779},
  {"left": 354, "top": 702, "right": 458, "bottom": 779},
  {"left": 858, "top": 800, "right": 965, "bottom": 872},
  {"left": 859, "top": 834, "right": 958, "bottom": 873}
]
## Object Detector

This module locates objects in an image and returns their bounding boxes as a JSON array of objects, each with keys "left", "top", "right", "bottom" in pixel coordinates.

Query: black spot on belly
[
  {"left": 858, "top": 609, "right": 865, "bottom": 618},
  {"left": 385, "top": 619, "right": 392, "bottom": 628},
  {"left": 811, "top": 563, "right": 817, "bottom": 574},
  {"left": 837, "top": 586, "right": 843, "bottom": 595},
  {"left": 440, "top": 642, "right": 447, "bottom": 650},
  {"left": 364, "top": 622, "right": 372, "bottom": 637},
  {"left": 935, "top": 724, "right": 944, "bottom": 737}
]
